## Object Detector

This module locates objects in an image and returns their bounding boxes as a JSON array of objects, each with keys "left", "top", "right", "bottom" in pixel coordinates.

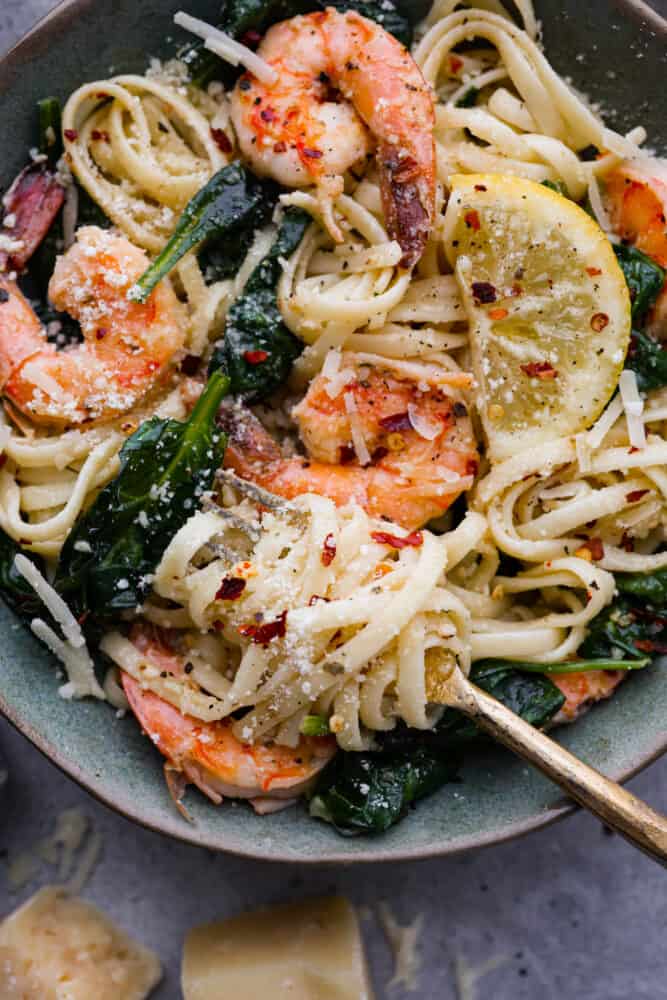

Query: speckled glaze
[{"left": 0, "top": 0, "right": 665, "bottom": 863}]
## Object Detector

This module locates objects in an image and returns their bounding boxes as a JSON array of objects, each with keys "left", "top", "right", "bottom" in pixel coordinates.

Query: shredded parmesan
[
  {"left": 587, "top": 173, "right": 615, "bottom": 237},
  {"left": 408, "top": 402, "right": 442, "bottom": 441},
  {"left": 344, "top": 392, "right": 372, "bottom": 466},
  {"left": 619, "top": 370, "right": 647, "bottom": 449},
  {"left": 174, "top": 12, "right": 278, "bottom": 84},
  {"left": 15, "top": 554, "right": 84, "bottom": 649},
  {"left": 15, "top": 554, "right": 105, "bottom": 700},
  {"left": 62, "top": 182, "right": 79, "bottom": 251},
  {"left": 377, "top": 903, "right": 423, "bottom": 993},
  {"left": 586, "top": 393, "right": 623, "bottom": 450}
]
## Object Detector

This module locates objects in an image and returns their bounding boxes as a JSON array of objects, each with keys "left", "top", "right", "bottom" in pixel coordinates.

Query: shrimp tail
[
  {"left": 380, "top": 144, "right": 434, "bottom": 269},
  {"left": 0, "top": 163, "right": 65, "bottom": 273}
]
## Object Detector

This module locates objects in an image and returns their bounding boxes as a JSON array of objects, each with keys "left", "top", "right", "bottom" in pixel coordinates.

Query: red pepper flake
[
  {"left": 64, "top": 129, "right": 79, "bottom": 142},
  {"left": 308, "top": 594, "right": 330, "bottom": 606},
  {"left": 91, "top": 129, "right": 110, "bottom": 142},
  {"left": 629, "top": 445, "right": 640, "bottom": 454},
  {"left": 471, "top": 281, "right": 496, "bottom": 304},
  {"left": 379, "top": 411, "right": 412, "bottom": 433},
  {"left": 321, "top": 533, "right": 337, "bottom": 567},
  {"left": 466, "top": 457, "right": 479, "bottom": 476},
  {"left": 520, "top": 361, "right": 558, "bottom": 380},
  {"left": 339, "top": 444, "right": 356, "bottom": 464},
  {"left": 238, "top": 610, "right": 287, "bottom": 646},
  {"left": 371, "top": 530, "right": 424, "bottom": 549},
  {"left": 581, "top": 537, "right": 605, "bottom": 561},
  {"left": 96, "top": 92, "right": 110, "bottom": 99},
  {"left": 449, "top": 55, "right": 464, "bottom": 73},
  {"left": 474, "top": 184, "right": 487, "bottom": 192},
  {"left": 95, "top": 328, "right": 108, "bottom": 340},
  {"left": 590, "top": 312, "right": 609, "bottom": 332},
  {"left": 243, "top": 349, "right": 269, "bottom": 365},
  {"left": 216, "top": 577, "right": 247, "bottom": 601},
  {"left": 620, "top": 531, "right": 634, "bottom": 553},
  {"left": 260, "top": 107, "right": 277, "bottom": 123},
  {"left": 464, "top": 210, "right": 481, "bottom": 231},
  {"left": 626, "top": 489, "right": 650, "bottom": 503},
  {"left": 273, "top": 140, "right": 287, "bottom": 154},
  {"left": 488, "top": 307, "right": 508, "bottom": 320},
  {"left": 303, "top": 147, "right": 323, "bottom": 159},
  {"left": 586, "top": 266, "right": 602, "bottom": 277},
  {"left": 240, "top": 28, "right": 262, "bottom": 47},
  {"left": 510, "top": 283, "right": 523, "bottom": 297},
  {"left": 179, "top": 353, "right": 201, "bottom": 376},
  {"left": 635, "top": 639, "right": 667, "bottom": 655},
  {"left": 210, "top": 128, "right": 232, "bottom": 153}
]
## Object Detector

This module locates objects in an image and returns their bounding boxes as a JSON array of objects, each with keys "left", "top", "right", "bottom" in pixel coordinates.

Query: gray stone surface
[{"left": 1, "top": 3, "right": 666, "bottom": 998}]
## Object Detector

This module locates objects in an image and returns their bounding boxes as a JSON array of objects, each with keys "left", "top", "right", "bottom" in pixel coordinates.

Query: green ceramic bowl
[{"left": 0, "top": 0, "right": 665, "bottom": 863}]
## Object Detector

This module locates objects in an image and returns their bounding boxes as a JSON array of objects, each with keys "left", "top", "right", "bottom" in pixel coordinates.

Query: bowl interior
[{"left": 0, "top": 0, "right": 665, "bottom": 862}]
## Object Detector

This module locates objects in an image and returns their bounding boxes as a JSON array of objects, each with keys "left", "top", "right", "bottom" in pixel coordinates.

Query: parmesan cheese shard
[
  {"left": 0, "top": 887, "right": 162, "bottom": 1000},
  {"left": 181, "top": 896, "right": 374, "bottom": 1000}
]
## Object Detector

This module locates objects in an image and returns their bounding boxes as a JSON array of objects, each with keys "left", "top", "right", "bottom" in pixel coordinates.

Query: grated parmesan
[
  {"left": 408, "top": 402, "right": 442, "bottom": 441},
  {"left": 619, "top": 370, "right": 646, "bottom": 449},
  {"left": 586, "top": 393, "right": 623, "bottom": 450},
  {"left": 377, "top": 902, "right": 423, "bottom": 993},
  {"left": 15, "top": 555, "right": 105, "bottom": 701},
  {"left": 344, "top": 392, "right": 371, "bottom": 467},
  {"left": 174, "top": 12, "right": 278, "bottom": 84}
]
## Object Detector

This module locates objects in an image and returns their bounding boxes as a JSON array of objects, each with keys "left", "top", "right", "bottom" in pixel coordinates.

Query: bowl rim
[{"left": 0, "top": 0, "right": 666, "bottom": 864}]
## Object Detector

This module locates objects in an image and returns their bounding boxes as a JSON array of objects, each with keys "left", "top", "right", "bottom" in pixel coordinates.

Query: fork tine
[{"left": 216, "top": 469, "right": 307, "bottom": 522}]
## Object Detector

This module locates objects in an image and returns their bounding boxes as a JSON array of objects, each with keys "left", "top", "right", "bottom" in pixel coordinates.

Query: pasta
[{"left": 0, "top": 0, "right": 664, "bottom": 829}]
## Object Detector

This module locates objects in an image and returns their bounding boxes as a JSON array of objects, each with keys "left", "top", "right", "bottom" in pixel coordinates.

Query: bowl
[{"left": 0, "top": 0, "right": 665, "bottom": 863}]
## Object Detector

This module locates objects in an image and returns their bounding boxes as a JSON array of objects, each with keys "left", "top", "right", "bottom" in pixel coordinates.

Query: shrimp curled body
[
  {"left": 230, "top": 9, "right": 436, "bottom": 267},
  {"left": 221, "top": 354, "right": 478, "bottom": 530},
  {"left": 122, "top": 628, "right": 336, "bottom": 814},
  {"left": 0, "top": 226, "right": 185, "bottom": 427}
]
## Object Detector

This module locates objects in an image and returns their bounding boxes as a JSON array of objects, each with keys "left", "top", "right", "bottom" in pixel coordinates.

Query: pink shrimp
[
  {"left": 122, "top": 627, "right": 336, "bottom": 814},
  {"left": 220, "top": 354, "right": 477, "bottom": 530},
  {"left": 605, "top": 159, "right": 667, "bottom": 335},
  {"left": 0, "top": 226, "right": 185, "bottom": 427},
  {"left": 230, "top": 9, "right": 436, "bottom": 267}
]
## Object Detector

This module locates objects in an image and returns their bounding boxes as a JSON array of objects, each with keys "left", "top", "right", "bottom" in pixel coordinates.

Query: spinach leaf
[
  {"left": 55, "top": 372, "right": 230, "bottom": 617},
  {"left": 616, "top": 568, "right": 667, "bottom": 607},
  {"left": 614, "top": 243, "right": 665, "bottom": 325},
  {"left": 626, "top": 329, "right": 667, "bottom": 394},
  {"left": 579, "top": 596, "right": 665, "bottom": 660},
  {"left": 130, "top": 163, "right": 278, "bottom": 303},
  {"left": 220, "top": 0, "right": 416, "bottom": 47},
  {"left": 0, "top": 531, "right": 44, "bottom": 621},
  {"left": 209, "top": 207, "right": 310, "bottom": 400},
  {"left": 309, "top": 746, "right": 461, "bottom": 835},
  {"left": 37, "top": 97, "right": 63, "bottom": 165}
]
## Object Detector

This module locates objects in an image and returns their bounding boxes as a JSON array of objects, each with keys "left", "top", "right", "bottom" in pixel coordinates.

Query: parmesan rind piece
[
  {"left": 182, "top": 896, "right": 374, "bottom": 1000},
  {"left": 0, "top": 887, "right": 162, "bottom": 1000}
]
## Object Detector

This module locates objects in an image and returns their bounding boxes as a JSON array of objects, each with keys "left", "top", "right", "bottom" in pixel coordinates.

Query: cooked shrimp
[
  {"left": 552, "top": 670, "right": 625, "bottom": 724},
  {"left": 230, "top": 9, "right": 436, "bottom": 267},
  {"left": 605, "top": 159, "right": 667, "bottom": 335},
  {"left": 0, "top": 226, "right": 185, "bottom": 427},
  {"left": 122, "top": 628, "right": 336, "bottom": 814},
  {"left": 220, "top": 354, "right": 477, "bottom": 530}
]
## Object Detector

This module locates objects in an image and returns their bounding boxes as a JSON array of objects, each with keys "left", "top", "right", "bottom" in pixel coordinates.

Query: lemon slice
[{"left": 443, "top": 173, "right": 631, "bottom": 461}]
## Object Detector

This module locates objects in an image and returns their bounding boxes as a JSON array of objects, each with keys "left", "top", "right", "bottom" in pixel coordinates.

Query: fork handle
[{"left": 448, "top": 670, "right": 667, "bottom": 866}]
